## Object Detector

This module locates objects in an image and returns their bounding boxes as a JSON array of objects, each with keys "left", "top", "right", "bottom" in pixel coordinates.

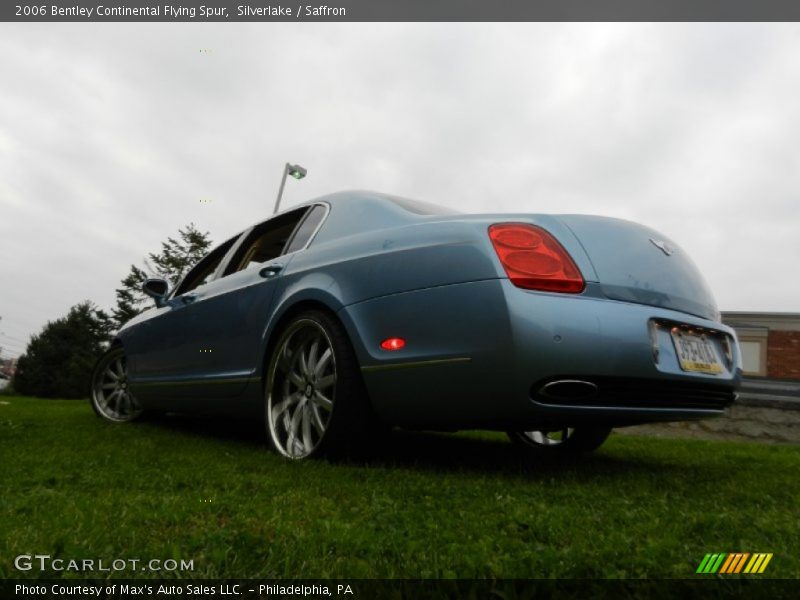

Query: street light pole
[{"left": 273, "top": 162, "right": 307, "bottom": 214}]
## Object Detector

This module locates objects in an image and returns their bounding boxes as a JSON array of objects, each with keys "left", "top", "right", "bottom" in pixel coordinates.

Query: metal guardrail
[{"left": 737, "top": 378, "right": 800, "bottom": 411}]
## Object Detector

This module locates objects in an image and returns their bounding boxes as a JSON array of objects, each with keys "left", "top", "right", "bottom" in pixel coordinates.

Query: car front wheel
[
  {"left": 264, "top": 310, "right": 369, "bottom": 460},
  {"left": 90, "top": 347, "right": 144, "bottom": 423},
  {"left": 507, "top": 426, "right": 612, "bottom": 457}
]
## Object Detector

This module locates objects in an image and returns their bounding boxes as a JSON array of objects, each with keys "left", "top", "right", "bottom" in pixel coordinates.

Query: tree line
[{"left": 11, "top": 224, "right": 212, "bottom": 398}]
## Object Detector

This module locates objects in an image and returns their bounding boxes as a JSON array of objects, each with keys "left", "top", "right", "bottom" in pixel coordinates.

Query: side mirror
[{"left": 142, "top": 278, "right": 169, "bottom": 308}]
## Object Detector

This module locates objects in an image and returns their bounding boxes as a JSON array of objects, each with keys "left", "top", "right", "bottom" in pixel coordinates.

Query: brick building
[{"left": 721, "top": 312, "right": 800, "bottom": 381}]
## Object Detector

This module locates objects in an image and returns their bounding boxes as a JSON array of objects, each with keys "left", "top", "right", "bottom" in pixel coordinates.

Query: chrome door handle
[{"left": 259, "top": 264, "right": 284, "bottom": 279}]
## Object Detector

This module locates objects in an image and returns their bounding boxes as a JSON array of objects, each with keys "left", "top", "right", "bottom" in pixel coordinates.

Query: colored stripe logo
[{"left": 696, "top": 553, "right": 773, "bottom": 574}]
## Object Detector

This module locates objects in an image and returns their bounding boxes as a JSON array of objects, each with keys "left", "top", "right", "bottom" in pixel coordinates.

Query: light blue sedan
[{"left": 90, "top": 191, "right": 741, "bottom": 459}]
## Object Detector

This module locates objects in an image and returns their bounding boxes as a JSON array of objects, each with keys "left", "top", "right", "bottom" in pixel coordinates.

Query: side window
[
  {"left": 173, "top": 236, "right": 238, "bottom": 297},
  {"left": 224, "top": 207, "right": 309, "bottom": 275},
  {"left": 284, "top": 204, "right": 327, "bottom": 254}
]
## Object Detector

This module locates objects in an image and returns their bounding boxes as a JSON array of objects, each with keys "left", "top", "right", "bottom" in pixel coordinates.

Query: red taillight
[
  {"left": 380, "top": 337, "right": 406, "bottom": 351},
  {"left": 488, "top": 223, "right": 585, "bottom": 293}
]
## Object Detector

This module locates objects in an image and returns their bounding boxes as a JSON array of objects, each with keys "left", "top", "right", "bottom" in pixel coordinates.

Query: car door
[{"left": 131, "top": 207, "right": 314, "bottom": 406}]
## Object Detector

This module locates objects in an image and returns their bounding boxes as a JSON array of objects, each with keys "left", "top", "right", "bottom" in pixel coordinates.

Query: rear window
[
  {"left": 387, "top": 196, "right": 459, "bottom": 215},
  {"left": 223, "top": 207, "right": 309, "bottom": 274}
]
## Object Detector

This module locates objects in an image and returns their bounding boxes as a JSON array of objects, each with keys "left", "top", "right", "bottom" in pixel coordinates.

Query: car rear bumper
[{"left": 341, "top": 279, "right": 741, "bottom": 430}]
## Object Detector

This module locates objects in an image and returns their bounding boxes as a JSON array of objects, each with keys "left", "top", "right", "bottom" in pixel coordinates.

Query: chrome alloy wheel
[
  {"left": 508, "top": 426, "right": 612, "bottom": 456},
  {"left": 91, "top": 348, "right": 143, "bottom": 422},
  {"left": 266, "top": 319, "right": 337, "bottom": 459},
  {"left": 518, "top": 428, "right": 575, "bottom": 446}
]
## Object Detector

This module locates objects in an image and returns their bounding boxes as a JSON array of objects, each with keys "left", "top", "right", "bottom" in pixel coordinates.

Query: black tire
[
  {"left": 90, "top": 347, "right": 144, "bottom": 423},
  {"left": 264, "top": 310, "right": 372, "bottom": 459},
  {"left": 507, "top": 426, "right": 612, "bottom": 457}
]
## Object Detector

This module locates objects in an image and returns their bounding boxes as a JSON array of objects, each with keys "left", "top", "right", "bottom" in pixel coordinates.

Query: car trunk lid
[{"left": 555, "top": 214, "right": 719, "bottom": 321}]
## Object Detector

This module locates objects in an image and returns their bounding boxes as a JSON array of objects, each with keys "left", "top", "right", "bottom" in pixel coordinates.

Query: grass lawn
[{"left": 0, "top": 395, "right": 798, "bottom": 580}]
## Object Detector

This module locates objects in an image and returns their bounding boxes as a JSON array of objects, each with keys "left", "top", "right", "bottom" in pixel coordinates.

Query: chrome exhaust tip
[{"left": 539, "top": 379, "right": 599, "bottom": 401}]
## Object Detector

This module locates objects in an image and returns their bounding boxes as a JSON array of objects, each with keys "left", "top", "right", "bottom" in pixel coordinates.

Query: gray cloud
[{"left": 1, "top": 23, "right": 798, "bottom": 353}]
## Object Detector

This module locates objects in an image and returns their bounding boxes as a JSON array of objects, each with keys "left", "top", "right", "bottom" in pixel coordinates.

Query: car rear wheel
[
  {"left": 264, "top": 310, "right": 369, "bottom": 460},
  {"left": 90, "top": 347, "right": 144, "bottom": 423},
  {"left": 507, "top": 426, "right": 611, "bottom": 456}
]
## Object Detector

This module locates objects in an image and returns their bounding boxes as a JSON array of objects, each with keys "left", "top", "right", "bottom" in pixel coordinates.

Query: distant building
[
  {"left": 0, "top": 357, "right": 17, "bottom": 379},
  {"left": 721, "top": 312, "right": 800, "bottom": 381}
]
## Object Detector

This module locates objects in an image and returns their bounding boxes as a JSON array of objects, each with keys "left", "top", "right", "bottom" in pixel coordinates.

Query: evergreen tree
[
  {"left": 13, "top": 302, "right": 114, "bottom": 399},
  {"left": 112, "top": 223, "right": 212, "bottom": 328},
  {"left": 112, "top": 264, "right": 149, "bottom": 327}
]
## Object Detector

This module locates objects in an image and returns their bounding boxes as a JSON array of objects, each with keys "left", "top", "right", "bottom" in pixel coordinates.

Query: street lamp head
[
  {"left": 273, "top": 162, "right": 308, "bottom": 214},
  {"left": 288, "top": 164, "right": 307, "bottom": 180}
]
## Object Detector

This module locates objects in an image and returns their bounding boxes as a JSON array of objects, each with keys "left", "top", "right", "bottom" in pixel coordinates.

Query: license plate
[{"left": 670, "top": 329, "right": 723, "bottom": 374}]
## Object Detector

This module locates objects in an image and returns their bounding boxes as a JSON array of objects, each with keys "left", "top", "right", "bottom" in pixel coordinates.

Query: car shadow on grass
[
  {"left": 336, "top": 429, "right": 721, "bottom": 484},
  {"left": 142, "top": 413, "right": 723, "bottom": 485},
  {"left": 145, "top": 413, "right": 270, "bottom": 447}
]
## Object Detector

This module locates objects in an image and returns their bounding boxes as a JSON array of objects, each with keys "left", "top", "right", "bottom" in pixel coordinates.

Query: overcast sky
[{"left": 1, "top": 23, "right": 799, "bottom": 357}]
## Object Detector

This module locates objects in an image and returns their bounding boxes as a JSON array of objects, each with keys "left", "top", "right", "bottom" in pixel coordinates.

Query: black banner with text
[{"left": 5, "top": 0, "right": 800, "bottom": 22}]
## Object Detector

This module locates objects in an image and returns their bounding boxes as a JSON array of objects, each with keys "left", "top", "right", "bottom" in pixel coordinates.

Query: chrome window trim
[
  {"left": 281, "top": 202, "right": 331, "bottom": 256},
  {"left": 167, "top": 201, "right": 330, "bottom": 300},
  {"left": 169, "top": 233, "right": 241, "bottom": 300}
]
